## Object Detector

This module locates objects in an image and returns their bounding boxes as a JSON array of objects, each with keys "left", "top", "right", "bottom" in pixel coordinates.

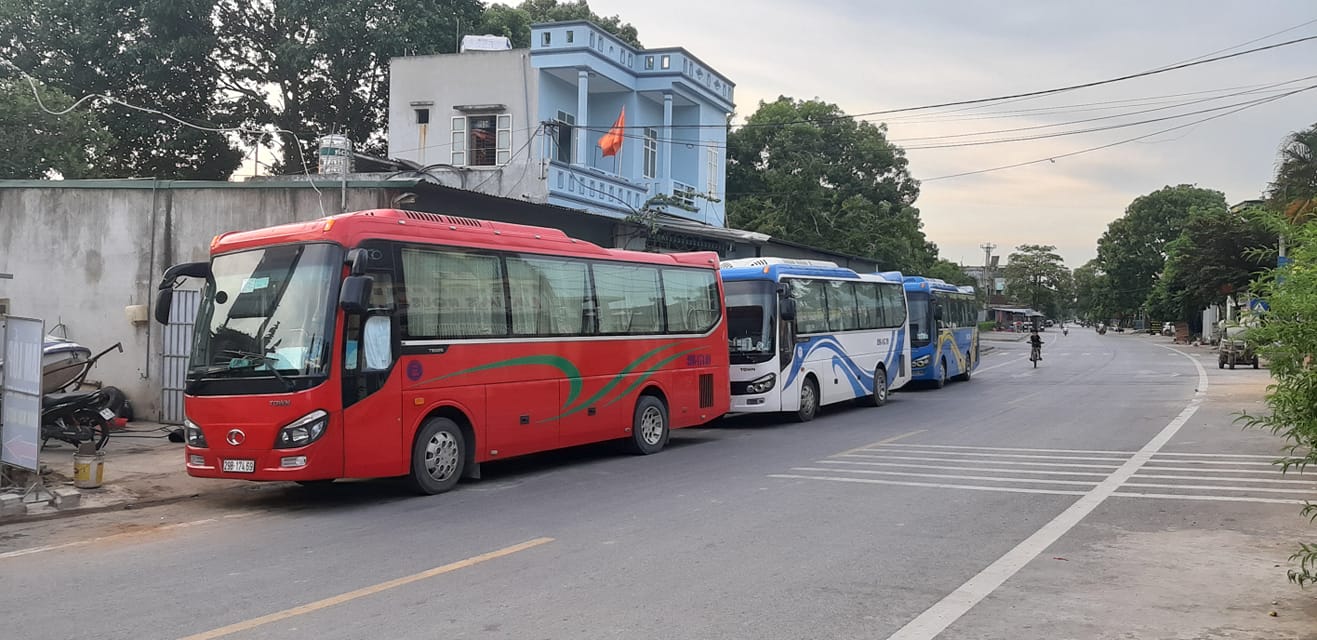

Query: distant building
[{"left": 388, "top": 21, "right": 734, "bottom": 227}]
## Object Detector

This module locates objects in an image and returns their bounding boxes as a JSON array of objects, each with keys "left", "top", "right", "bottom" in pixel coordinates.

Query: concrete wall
[{"left": 0, "top": 182, "right": 389, "bottom": 421}]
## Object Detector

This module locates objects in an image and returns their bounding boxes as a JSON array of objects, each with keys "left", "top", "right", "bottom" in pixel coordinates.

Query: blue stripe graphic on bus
[{"left": 783, "top": 336, "right": 874, "bottom": 395}]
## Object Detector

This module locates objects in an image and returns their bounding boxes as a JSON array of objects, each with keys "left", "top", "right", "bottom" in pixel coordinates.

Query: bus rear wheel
[
  {"left": 795, "top": 377, "right": 819, "bottom": 422},
  {"left": 408, "top": 417, "right": 466, "bottom": 495},
  {"left": 626, "top": 395, "right": 669, "bottom": 455}
]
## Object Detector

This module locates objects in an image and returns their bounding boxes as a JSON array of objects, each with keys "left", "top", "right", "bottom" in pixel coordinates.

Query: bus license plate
[{"left": 223, "top": 459, "right": 256, "bottom": 473}]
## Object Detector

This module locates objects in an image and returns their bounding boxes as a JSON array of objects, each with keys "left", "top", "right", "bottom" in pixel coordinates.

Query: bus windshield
[
  {"left": 725, "top": 280, "right": 776, "bottom": 364},
  {"left": 188, "top": 243, "right": 341, "bottom": 388},
  {"left": 908, "top": 292, "right": 932, "bottom": 347}
]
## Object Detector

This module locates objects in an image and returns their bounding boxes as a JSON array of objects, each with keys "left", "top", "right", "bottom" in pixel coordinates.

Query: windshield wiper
[{"left": 219, "top": 349, "right": 296, "bottom": 391}]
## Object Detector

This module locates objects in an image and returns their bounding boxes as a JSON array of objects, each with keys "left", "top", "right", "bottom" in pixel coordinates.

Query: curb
[{"left": 0, "top": 483, "right": 274, "bottom": 526}]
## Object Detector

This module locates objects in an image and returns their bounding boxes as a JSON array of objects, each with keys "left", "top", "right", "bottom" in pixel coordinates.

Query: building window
[
  {"left": 554, "top": 110, "right": 575, "bottom": 164},
  {"left": 706, "top": 148, "right": 719, "bottom": 199},
  {"left": 627, "top": 53, "right": 633, "bottom": 67},
  {"left": 414, "top": 108, "right": 429, "bottom": 125},
  {"left": 660, "top": 55, "right": 671, "bottom": 70},
  {"left": 566, "top": 30, "right": 574, "bottom": 44},
  {"left": 450, "top": 116, "right": 466, "bottom": 165},
  {"left": 589, "top": 32, "right": 596, "bottom": 48},
  {"left": 453, "top": 114, "right": 512, "bottom": 166},
  {"left": 643, "top": 128, "right": 658, "bottom": 179},
  {"left": 645, "top": 55, "right": 654, "bottom": 70},
  {"left": 541, "top": 32, "right": 551, "bottom": 47}
]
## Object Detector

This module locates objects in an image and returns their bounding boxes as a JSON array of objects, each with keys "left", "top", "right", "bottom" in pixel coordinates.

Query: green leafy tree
[
  {"left": 727, "top": 96, "right": 935, "bottom": 272},
  {"left": 214, "top": 0, "right": 485, "bottom": 171},
  {"left": 1073, "top": 259, "right": 1116, "bottom": 324},
  {"left": 0, "top": 0, "right": 241, "bottom": 178},
  {"left": 479, "top": 0, "right": 641, "bottom": 48},
  {"left": 1002, "top": 244, "right": 1070, "bottom": 318},
  {"left": 1268, "top": 122, "right": 1317, "bottom": 224},
  {"left": 1238, "top": 216, "right": 1317, "bottom": 587},
  {"left": 1095, "top": 185, "right": 1228, "bottom": 321},
  {"left": 1146, "top": 206, "right": 1275, "bottom": 324},
  {"left": 0, "top": 78, "right": 115, "bottom": 178}
]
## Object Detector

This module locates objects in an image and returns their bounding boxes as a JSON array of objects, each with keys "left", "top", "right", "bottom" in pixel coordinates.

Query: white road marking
[
  {"left": 1132, "top": 473, "right": 1315, "bottom": 485},
  {"left": 860, "top": 449, "right": 1129, "bottom": 463},
  {"left": 816, "top": 460, "right": 1112, "bottom": 477},
  {"left": 1152, "top": 451, "right": 1301, "bottom": 460},
  {"left": 791, "top": 467, "right": 1100, "bottom": 486},
  {"left": 975, "top": 357, "right": 1027, "bottom": 373},
  {"left": 880, "top": 443, "right": 1136, "bottom": 455},
  {"left": 883, "top": 343, "right": 1208, "bottom": 640},
  {"left": 839, "top": 453, "right": 1123, "bottom": 469},
  {"left": 1122, "top": 482, "right": 1314, "bottom": 494},
  {"left": 1112, "top": 492, "right": 1307, "bottom": 505},
  {"left": 1141, "top": 465, "right": 1294, "bottom": 474},
  {"left": 768, "top": 474, "right": 1088, "bottom": 497}
]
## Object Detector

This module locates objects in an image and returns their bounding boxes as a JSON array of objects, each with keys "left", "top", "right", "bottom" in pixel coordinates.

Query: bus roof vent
[
  {"left": 401, "top": 210, "right": 487, "bottom": 227},
  {"left": 721, "top": 257, "right": 839, "bottom": 269}
]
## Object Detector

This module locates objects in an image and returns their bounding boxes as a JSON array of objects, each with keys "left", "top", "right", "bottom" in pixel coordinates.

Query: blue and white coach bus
[
  {"left": 903, "top": 276, "right": 980, "bottom": 387},
  {"left": 720, "top": 258, "right": 911, "bottom": 422}
]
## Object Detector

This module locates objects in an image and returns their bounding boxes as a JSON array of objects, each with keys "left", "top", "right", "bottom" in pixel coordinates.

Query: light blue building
[{"left": 388, "top": 21, "right": 735, "bottom": 227}]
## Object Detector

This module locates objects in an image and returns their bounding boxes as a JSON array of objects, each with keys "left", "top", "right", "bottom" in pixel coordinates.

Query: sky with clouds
[{"left": 587, "top": 0, "right": 1317, "bottom": 269}]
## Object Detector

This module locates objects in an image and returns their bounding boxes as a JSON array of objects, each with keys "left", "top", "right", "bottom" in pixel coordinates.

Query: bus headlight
[
  {"left": 912, "top": 355, "right": 931, "bottom": 368},
  {"left": 184, "top": 417, "right": 208, "bottom": 448},
  {"left": 745, "top": 373, "right": 776, "bottom": 394},
  {"left": 274, "top": 410, "right": 330, "bottom": 449}
]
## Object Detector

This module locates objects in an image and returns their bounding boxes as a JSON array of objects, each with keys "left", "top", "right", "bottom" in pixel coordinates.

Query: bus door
[{"left": 341, "top": 312, "right": 405, "bottom": 478}]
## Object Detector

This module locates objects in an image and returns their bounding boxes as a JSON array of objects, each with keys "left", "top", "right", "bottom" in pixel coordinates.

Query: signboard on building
[
  {"left": 994, "top": 278, "right": 1006, "bottom": 292},
  {"left": 1, "top": 316, "right": 44, "bottom": 471}
]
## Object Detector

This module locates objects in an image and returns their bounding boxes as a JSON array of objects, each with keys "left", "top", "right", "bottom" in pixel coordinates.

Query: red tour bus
[{"left": 154, "top": 209, "right": 729, "bottom": 494}]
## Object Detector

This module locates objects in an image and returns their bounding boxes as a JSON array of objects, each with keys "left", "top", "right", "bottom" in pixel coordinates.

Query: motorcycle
[{"left": 38, "top": 343, "right": 126, "bottom": 450}]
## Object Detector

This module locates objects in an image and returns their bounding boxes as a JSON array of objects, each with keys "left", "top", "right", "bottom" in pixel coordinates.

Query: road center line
[
  {"left": 177, "top": 537, "right": 554, "bottom": 640},
  {"left": 884, "top": 344, "right": 1208, "bottom": 640},
  {"left": 975, "top": 357, "right": 1026, "bottom": 373}
]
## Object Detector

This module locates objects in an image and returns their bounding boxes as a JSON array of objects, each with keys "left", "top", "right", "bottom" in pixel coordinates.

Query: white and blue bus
[
  {"left": 903, "top": 276, "right": 979, "bottom": 387},
  {"left": 721, "top": 258, "right": 911, "bottom": 422}
]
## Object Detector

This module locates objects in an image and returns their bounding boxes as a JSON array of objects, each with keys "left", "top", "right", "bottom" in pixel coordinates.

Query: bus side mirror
[
  {"left": 340, "top": 275, "right": 374, "bottom": 314},
  {"left": 780, "top": 298, "right": 797, "bottom": 322},
  {"left": 347, "top": 249, "right": 367, "bottom": 276},
  {"left": 154, "top": 288, "right": 174, "bottom": 325},
  {"left": 154, "top": 261, "right": 211, "bottom": 325},
  {"left": 933, "top": 304, "right": 944, "bottom": 321}
]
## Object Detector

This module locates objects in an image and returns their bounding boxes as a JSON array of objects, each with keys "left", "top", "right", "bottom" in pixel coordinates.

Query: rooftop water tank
[{"left": 318, "top": 134, "right": 353, "bottom": 175}]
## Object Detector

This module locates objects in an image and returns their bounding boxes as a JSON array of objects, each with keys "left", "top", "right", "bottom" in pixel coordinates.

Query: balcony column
[
  {"left": 575, "top": 70, "right": 589, "bottom": 167},
  {"left": 661, "top": 92, "right": 674, "bottom": 195}
]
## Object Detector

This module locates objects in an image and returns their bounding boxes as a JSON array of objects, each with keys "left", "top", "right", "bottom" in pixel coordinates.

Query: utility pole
[{"left": 980, "top": 242, "right": 996, "bottom": 319}]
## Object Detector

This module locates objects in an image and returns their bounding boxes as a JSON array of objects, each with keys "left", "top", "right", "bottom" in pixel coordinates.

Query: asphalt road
[{"left": 3, "top": 330, "right": 1315, "bottom": 639}]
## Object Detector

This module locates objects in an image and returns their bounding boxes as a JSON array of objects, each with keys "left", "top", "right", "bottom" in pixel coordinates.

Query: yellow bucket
[{"left": 73, "top": 452, "right": 105, "bottom": 489}]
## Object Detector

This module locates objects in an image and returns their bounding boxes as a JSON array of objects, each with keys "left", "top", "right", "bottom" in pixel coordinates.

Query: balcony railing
[{"left": 548, "top": 161, "right": 649, "bottom": 213}]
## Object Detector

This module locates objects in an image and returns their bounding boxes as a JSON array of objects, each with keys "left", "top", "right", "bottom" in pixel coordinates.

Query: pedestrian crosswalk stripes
[{"left": 774, "top": 442, "right": 1314, "bottom": 505}]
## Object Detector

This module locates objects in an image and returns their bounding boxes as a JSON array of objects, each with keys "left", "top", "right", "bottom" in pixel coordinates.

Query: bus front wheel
[
  {"left": 626, "top": 395, "right": 669, "bottom": 455},
  {"left": 933, "top": 359, "right": 947, "bottom": 389},
  {"left": 795, "top": 377, "right": 819, "bottom": 423},
  {"left": 408, "top": 417, "right": 466, "bottom": 495}
]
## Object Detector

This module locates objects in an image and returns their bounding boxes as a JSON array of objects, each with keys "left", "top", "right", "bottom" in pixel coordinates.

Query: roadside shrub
[
  {"left": 977, "top": 321, "right": 997, "bottom": 333},
  {"left": 1238, "top": 218, "right": 1317, "bottom": 587}
]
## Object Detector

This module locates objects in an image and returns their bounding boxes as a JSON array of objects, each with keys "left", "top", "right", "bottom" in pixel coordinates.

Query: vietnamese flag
[{"left": 598, "top": 106, "right": 625, "bottom": 157}]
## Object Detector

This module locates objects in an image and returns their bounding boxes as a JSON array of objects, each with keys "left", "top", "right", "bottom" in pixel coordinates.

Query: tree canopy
[
  {"left": 1268, "top": 122, "right": 1317, "bottom": 224},
  {"left": 1002, "top": 244, "right": 1071, "bottom": 318},
  {"left": 1146, "top": 205, "right": 1274, "bottom": 323},
  {"left": 1094, "top": 185, "right": 1228, "bottom": 319},
  {"left": 0, "top": 0, "right": 242, "bottom": 179},
  {"left": 727, "top": 97, "right": 936, "bottom": 272},
  {"left": 1072, "top": 259, "right": 1114, "bottom": 323},
  {"left": 479, "top": 0, "right": 641, "bottom": 48},
  {"left": 0, "top": 78, "right": 115, "bottom": 179}
]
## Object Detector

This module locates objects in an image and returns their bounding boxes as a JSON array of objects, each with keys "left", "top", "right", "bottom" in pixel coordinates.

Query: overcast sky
[{"left": 589, "top": 0, "right": 1317, "bottom": 269}]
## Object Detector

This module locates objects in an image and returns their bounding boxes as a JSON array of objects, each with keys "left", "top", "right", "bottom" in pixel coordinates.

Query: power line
[
  {"left": 920, "top": 84, "right": 1316, "bottom": 182},
  {"left": 1, "top": 58, "right": 328, "bottom": 216}
]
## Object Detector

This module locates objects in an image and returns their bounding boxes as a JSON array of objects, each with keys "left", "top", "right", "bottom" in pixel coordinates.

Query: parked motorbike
[{"left": 38, "top": 343, "right": 126, "bottom": 450}]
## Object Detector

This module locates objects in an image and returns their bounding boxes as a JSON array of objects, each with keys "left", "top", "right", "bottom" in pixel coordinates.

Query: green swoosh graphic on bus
[
  {"left": 549, "top": 343, "right": 685, "bottom": 421},
  {"left": 418, "top": 355, "right": 584, "bottom": 406},
  {"left": 600, "top": 347, "right": 704, "bottom": 409}
]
